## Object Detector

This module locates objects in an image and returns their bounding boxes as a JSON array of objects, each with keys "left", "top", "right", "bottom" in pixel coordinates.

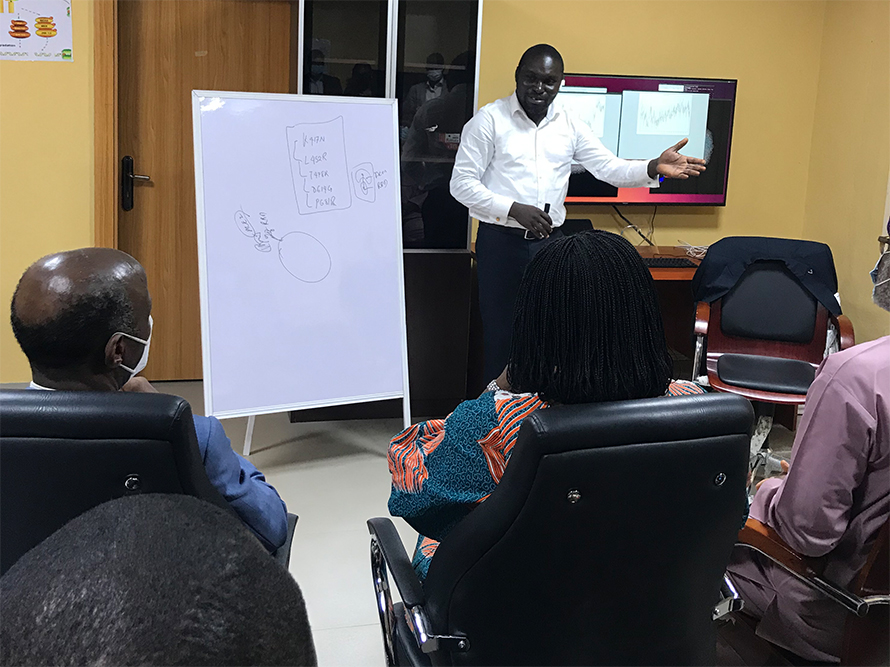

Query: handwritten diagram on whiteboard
[
  {"left": 636, "top": 92, "right": 693, "bottom": 135},
  {"left": 288, "top": 118, "right": 352, "bottom": 214},
  {"left": 234, "top": 208, "right": 332, "bottom": 283},
  {"left": 192, "top": 92, "right": 408, "bottom": 421}
]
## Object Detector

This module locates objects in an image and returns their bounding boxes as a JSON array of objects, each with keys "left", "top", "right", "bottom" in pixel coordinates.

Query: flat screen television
[{"left": 559, "top": 73, "right": 737, "bottom": 206}]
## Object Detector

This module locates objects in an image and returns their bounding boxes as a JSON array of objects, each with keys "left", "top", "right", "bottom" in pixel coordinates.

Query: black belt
[{"left": 480, "top": 221, "right": 560, "bottom": 240}]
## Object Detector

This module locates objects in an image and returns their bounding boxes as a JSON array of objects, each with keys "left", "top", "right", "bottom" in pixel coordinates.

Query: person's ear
[{"left": 104, "top": 333, "right": 126, "bottom": 369}]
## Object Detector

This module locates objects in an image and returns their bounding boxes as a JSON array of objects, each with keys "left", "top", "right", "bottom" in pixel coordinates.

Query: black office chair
[
  {"left": 0, "top": 390, "right": 297, "bottom": 575},
  {"left": 691, "top": 237, "right": 854, "bottom": 403},
  {"left": 368, "top": 393, "right": 754, "bottom": 666}
]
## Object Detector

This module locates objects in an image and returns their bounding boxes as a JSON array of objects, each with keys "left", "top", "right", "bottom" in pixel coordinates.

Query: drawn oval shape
[{"left": 277, "top": 232, "right": 331, "bottom": 283}]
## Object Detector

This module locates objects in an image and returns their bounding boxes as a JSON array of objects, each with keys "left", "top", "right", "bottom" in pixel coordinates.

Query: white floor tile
[
  {"left": 267, "top": 454, "right": 393, "bottom": 535},
  {"left": 290, "top": 529, "right": 383, "bottom": 631},
  {"left": 150, "top": 381, "right": 419, "bottom": 664},
  {"left": 312, "top": 625, "right": 387, "bottom": 667}
]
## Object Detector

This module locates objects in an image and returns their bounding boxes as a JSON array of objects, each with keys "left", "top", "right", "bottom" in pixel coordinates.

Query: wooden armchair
[
  {"left": 693, "top": 298, "right": 854, "bottom": 405},
  {"left": 734, "top": 517, "right": 889, "bottom": 665},
  {"left": 692, "top": 260, "right": 853, "bottom": 442}
]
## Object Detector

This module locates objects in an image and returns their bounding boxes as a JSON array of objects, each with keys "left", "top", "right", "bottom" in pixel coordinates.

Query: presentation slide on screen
[
  {"left": 557, "top": 89, "right": 622, "bottom": 155},
  {"left": 617, "top": 91, "right": 710, "bottom": 160}
]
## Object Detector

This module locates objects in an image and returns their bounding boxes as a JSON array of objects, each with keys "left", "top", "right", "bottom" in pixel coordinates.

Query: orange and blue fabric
[{"left": 388, "top": 380, "right": 704, "bottom": 581}]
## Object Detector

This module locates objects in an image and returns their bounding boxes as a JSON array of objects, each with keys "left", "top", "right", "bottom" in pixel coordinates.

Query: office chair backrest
[
  {"left": 721, "top": 261, "right": 818, "bottom": 343},
  {"left": 422, "top": 393, "right": 752, "bottom": 667},
  {"left": 0, "top": 390, "right": 233, "bottom": 576},
  {"left": 691, "top": 236, "right": 841, "bottom": 318}
]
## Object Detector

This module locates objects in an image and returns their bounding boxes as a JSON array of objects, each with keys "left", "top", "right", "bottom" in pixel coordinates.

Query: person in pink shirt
[{"left": 727, "top": 229, "right": 890, "bottom": 662}]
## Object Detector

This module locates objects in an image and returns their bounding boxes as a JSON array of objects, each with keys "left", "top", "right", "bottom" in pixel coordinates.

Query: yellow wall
[
  {"left": 0, "top": 0, "right": 94, "bottom": 382},
  {"left": 478, "top": 0, "right": 890, "bottom": 342},
  {"left": 802, "top": 0, "right": 890, "bottom": 343},
  {"left": 478, "top": 0, "right": 829, "bottom": 246},
  {"left": 0, "top": 1, "right": 887, "bottom": 381}
]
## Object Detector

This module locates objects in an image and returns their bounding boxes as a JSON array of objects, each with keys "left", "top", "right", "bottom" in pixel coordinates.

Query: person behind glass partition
[
  {"left": 401, "top": 52, "right": 448, "bottom": 135},
  {"left": 304, "top": 49, "right": 342, "bottom": 96},
  {"left": 400, "top": 52, "right": 475, "bottom": 248},
  {"left": 344, "top": 62, "right": 378, "bottom": 97}
]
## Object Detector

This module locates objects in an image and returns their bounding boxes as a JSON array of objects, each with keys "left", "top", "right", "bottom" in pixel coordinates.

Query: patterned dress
[{"left": 388, "top": 380, "right": 704, "bottom": 580}]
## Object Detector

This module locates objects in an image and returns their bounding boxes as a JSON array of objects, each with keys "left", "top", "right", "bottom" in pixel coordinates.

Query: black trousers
[{"left": 475, "top": 223, "right": 564, "bottom": 382}]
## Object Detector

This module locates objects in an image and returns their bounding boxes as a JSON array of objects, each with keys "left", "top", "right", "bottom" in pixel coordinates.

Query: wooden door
[{"left": 118, "top": 0, "right": 295, "bottom": 380}]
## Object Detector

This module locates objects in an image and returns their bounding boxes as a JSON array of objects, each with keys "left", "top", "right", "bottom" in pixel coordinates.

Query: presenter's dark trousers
[{"left": 476, "top": 222, "right": 564, "bottom": 383}]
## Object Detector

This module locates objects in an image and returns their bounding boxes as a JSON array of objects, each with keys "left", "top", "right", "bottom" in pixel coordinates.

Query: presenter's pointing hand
[
  {"left": 509, "top": 202, "right": 552, "bottom": 239},
  {"left": 650, "top": 138, "right": 707, "bottom": 180}
]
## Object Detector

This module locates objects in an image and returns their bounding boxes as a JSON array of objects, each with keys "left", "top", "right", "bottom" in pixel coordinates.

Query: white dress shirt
[{"left": 450, "top": 93, "right": 659, "bottom": 229}]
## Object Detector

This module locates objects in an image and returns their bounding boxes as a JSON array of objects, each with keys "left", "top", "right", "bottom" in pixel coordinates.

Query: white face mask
[{"left": 114, "top": 315, "right": 153, "bottom": 379}]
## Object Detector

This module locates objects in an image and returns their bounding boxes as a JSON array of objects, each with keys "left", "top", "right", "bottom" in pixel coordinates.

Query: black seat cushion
[{"left": 717, "top": 353, "right": 815, "bottom": 395}]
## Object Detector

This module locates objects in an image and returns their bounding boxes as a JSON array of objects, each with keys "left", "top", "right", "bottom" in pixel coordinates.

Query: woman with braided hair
[{"left": 388, "top": 230, "right": 703, "bottom": 581}]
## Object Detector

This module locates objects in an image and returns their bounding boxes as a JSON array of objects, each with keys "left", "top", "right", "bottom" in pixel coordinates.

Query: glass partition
[
  {"left": 396, "top": 0, "right": 479, "bottom": 249},
  {"left": 303, "top": 0, "right": 389, "bottom": 98},
  {"left": 301, "top": 0, "right": 480, "bottom": 248}
]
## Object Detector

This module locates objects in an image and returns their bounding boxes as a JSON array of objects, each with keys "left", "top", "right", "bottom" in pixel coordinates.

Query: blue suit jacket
[{"left": 193, "top": 415, "right": 288, "bottom": 552}]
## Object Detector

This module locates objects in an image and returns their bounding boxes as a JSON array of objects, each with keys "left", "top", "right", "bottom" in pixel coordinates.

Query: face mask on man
[
  {"left": 427, "top": 69, "right": 444, "bottom": 85},
  {"left": 113, "top": 315, "right": 153, "bottom": 380},
  {"left": 310, "top": 64, "right": 325, "bottom": 78}
]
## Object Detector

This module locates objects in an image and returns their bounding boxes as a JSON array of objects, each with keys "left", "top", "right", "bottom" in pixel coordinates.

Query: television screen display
[{"left": 558, "top": 74, "right": 737, "bottom": 206}]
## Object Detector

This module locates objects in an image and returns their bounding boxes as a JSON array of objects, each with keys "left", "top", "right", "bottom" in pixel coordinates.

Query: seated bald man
[{"left": 9, "top": 248, "right": 288, "bottom": 552}]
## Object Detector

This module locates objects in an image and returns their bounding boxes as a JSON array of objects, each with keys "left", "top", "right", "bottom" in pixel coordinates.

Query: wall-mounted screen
[{"left": 558, "top": 74, "right": 737, "bottom": 206}]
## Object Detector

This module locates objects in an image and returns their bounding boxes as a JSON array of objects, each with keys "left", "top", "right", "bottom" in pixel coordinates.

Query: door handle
[{"left": 121, "top": 155, "right": 151, "bottom": 211}]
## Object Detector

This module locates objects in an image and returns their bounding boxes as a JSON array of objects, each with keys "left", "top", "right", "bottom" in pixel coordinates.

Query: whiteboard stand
[
  {"left": 243, "top": 415, "right": 257, "bottom": 457},
  {"left": 192, "top": 91, "right": 412, "bottom": 458}
]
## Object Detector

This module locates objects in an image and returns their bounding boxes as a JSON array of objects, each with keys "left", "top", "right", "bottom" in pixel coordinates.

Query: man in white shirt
[{"left": 450, "top": 44, "right": 705, "bottom": 381}]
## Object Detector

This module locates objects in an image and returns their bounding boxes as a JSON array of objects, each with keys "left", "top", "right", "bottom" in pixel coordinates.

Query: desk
[
  {"left": 637, "top": 246, "right": 700, "bottom": 370},
  {"left": 637, "top": 245, "right": 701, "bottom": 281}
]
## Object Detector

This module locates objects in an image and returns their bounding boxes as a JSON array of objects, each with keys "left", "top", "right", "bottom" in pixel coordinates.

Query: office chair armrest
[
  {"left": 272, "top": 513, "right": 298, "bottom": 569},
  {"left": 368, "top": 517, "right": 425, "bottom": 608},
  {"left": 737, "top": 518, "right": 871, "bottom": 616},
  {"left": 834, "top": 314, "right": 855, "bottom": 350},
  {"left": 694, "top": 301, "right": 710, "bottom": 336},
  {"left": 691, "top": 302, "right": 710, "bottom": 380}
]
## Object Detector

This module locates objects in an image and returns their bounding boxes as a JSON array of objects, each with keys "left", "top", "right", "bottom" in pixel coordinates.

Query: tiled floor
[{"left": 155, "top": 380, "right": 416, "bottom": 666}]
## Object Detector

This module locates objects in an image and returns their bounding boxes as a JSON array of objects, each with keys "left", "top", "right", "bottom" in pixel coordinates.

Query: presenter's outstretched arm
[{"left": 647, "top": 138, "right": 707, "bottom": 180}]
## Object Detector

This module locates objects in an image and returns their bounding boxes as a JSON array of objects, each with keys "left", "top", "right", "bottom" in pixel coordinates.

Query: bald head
[{"left": 11, "top": 248, "right": 150, "bottom": 374}]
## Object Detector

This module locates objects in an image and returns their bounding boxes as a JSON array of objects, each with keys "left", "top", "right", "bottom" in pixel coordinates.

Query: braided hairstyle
[{"left": 507, "top": 230, "right": 672, "bottom": 404}]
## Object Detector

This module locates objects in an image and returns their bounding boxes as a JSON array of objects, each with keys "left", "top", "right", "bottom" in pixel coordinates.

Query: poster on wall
[{"left": 0, "top": 0, "right": 72, "bottom": 62}]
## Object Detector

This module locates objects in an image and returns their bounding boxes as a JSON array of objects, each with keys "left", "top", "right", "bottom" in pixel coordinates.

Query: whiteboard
[{"left": 192, "top": 91, "right": 409, "bottom": 424}]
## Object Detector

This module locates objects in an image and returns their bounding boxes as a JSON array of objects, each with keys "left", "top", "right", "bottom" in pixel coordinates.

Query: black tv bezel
[{"left": 561, "top": 72, "right": 738, "bottom": 207}]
